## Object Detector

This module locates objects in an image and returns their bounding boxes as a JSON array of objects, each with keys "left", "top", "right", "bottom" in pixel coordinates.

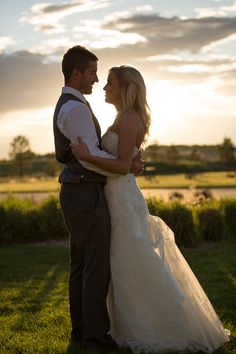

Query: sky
[{"left": 0, "top": 0, "right": 236, "bottom": 159}]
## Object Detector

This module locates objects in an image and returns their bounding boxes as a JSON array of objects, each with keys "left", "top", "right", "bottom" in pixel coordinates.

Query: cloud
[
  {"left": 195, "top": 1, "right": 236, "bottom": 17},
  {"left": 0, "top": 51, "right": 61, "bottom": 113},
  {"left": 73, "top": 22, "right": 146, "bottom": 49},
  {"left": 1, "top": 11, "right": 236, "bottom": 115},
  {"left": 37, "top": 23, "right": 66, "bottom": 34},
  {"left": 100, "top": 14, "right": 236, "bottom": 56},
  {"left": 1, "top": 47, "right": 235, "bottom": 117},
  {"left": 97, "top": 44, "right": 236, "bottom": 91},
  {"left": 135, "top": 54, "right": 236, "bottom": 90},
  {"left": 35, "top": 1, "right": 88, "bottom": 14},
  {"left": 30, "top": 37, "right": 76, "bottom": 56},
  {"left": 216, "top": 68, "right": 236, "bottom": 96},
  {"left": 135, "top": 5, "right": 153, "bottom": 12},
  {"left": 18, "top": 10, "right": 236, "bottom": 61},
  {"left": 19, "top": 0, "right": 110, "bottom": 33},
  {"left": 150, "top": 55, "right": 236, "bottom": 74},
  {"left": 0, "top": 36, "right": 15, "bottom": 52}
]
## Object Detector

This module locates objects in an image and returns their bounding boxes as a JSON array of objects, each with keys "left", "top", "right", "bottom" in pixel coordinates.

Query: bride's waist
[
  {"left": 105, "top": 174, "right": 138, "bottom": 192},
  {"left": 107, "top": 173, "right": 135, "bottom": 182}
]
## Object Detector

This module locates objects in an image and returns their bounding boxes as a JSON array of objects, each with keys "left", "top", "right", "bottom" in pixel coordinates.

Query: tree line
[{"left": 0, "top": 135, "right": 235, "bottom": 178}]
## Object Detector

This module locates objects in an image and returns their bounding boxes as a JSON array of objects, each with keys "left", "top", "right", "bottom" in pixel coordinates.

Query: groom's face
[{"left": 78, "top": 61, "right": 98, "bottom": 94}]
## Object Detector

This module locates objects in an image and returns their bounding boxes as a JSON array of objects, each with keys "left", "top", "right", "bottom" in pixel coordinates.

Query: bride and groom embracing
[{"left": 53, "top": 45, "right": 229, "bottom": 353}]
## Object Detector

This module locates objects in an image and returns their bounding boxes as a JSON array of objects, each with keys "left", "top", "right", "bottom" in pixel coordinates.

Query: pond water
[
  {"left": 0, "top": 187, "right": 236, "bottom": 203},
  {"left": 141, "top": 187, "right": 236, "bottom": 202}
]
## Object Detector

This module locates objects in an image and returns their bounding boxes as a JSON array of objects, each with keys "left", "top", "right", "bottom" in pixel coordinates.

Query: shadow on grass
[
  {"left": 0, "top": 244, "right": 68, "bottom": 334},
  {"left": 11, "top": 266, "right": 66, "bottom": 331},
  {"left": 182, "top": 242, "right": 236, "bottom": 353},
  {"left": 0, "top": 243, "right": 235, "bottom": 353},
  {"left": 66, "top": 342, "right": 134, "bottom": 354}
]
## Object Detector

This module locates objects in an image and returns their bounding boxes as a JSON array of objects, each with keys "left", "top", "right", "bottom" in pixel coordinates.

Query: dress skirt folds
[{"left": 102, "top": 132, "right": 229, "bottom": 354}]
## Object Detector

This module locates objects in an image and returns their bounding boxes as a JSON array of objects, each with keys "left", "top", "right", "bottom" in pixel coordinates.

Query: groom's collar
[{"left": 62, "top": 86, "right": 86, "bottom": 104}]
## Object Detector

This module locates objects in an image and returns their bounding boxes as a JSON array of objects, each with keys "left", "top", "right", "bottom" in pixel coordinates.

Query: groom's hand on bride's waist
[{"left": 130, "top": 152, "right": 144, "bottom": 176}]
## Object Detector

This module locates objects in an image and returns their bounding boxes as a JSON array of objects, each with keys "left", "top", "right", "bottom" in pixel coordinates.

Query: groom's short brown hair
[{"left": 62, "top": 45, "right": 98, "bottom": 83}]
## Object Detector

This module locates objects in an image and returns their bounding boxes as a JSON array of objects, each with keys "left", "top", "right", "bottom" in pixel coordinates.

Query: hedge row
[
  {"left": 0, "top": 195, "right": 67, "bottom": 244},
  {"left": 146, "top": 198, "right": 236, "bottom": 247},
  {"left": 0, "top": 195, "right": 235, "bottom": 247}
]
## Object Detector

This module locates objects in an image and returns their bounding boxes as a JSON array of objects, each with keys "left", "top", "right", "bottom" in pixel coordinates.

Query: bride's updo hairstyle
[{"left": 110, "top": 65, "right": 151, "bottom": 143}]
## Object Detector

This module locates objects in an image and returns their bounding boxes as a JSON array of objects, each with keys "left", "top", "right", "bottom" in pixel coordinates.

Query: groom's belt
[{"left": 59, "top": 165, "right": 106, "bottom": 184}]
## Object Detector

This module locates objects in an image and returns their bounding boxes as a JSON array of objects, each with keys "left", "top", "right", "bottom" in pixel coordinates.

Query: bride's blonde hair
[{"left": 110, "top": 65, "right": 151, "bottom": 143}]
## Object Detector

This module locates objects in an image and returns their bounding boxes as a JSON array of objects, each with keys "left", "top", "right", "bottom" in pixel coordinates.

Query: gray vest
[{"left": 53, "top": 93, "right": 106, "bottom": 184}]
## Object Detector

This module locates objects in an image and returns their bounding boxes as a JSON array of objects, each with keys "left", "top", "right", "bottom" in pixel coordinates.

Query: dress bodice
[{"left": 102, "top": 131, "right": 139, "bottom": 158}]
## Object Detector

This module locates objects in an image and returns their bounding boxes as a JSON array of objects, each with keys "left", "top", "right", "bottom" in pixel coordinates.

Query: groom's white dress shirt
[{"left": 57, "top": 86, "right": 116, "bottom": 177}]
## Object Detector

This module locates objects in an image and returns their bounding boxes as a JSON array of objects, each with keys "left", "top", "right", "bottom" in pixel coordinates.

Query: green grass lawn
[
  {"left": 0, "top": 171, "right": 236, "bottom": 193},
  {"left": 0, "top": 242, "right": 235, "bottom": 353},
  {"left": 137, "top": 172, "right": 236, "bottom": 189},
  {"left": 0, "top": 177, "right": 60, "bottom": 193}
]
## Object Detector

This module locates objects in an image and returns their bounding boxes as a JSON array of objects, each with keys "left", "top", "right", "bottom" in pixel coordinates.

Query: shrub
[
  {"left": 146, "top": 198, "right": 197, "bottom": 247},
  {"left": 197, "top": 207, "right": 223, "bottom": 242},
  {"left": 0, "top": 195, "right": 235, "bottom": 246},
  {"left": 0, "top": 195, "right": 34, "bottom": 243},
  {"left": 169, "top": 191, "right": 184, "bottom": 201},
  {"left": 0, "top": 194, "right": 66, "bottom": 244},
  {"left": 38, "top": 195, "right": 67, "bottom": 241},
  {"left": 146, "top": 197, "right": 165, "bottom": 216},
  {"left": 221, "top": 199, "right": 236, "bottom": 239},
  {"left": 158, "top": 202, "right": 197, "bottom": 247},
  {"left": 194, "top": 188, "right": 214, "bottom": 201}
]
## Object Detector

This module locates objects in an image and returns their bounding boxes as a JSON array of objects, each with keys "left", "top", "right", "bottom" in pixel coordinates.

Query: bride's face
[{"left": 103, "top": 71, "right": 121, "bottom": 109}]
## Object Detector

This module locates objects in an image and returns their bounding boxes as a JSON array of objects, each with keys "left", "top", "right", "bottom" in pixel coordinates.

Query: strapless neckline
[{"left": 103, "top": 131, "right": 140, "bottom": 152}]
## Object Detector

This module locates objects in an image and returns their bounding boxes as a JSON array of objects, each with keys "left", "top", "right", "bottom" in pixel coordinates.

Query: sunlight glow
[
  {"left": 147, "top": 81, "right": 186, "bottom": 144},
  {"left": 0, "top": 107, "right": 54, "bottom": 158}
]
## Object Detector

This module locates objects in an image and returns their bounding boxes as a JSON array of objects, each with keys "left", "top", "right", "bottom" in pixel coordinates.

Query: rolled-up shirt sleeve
[{"left": 57, "top": 100, "right": 117, "bottom": 177}]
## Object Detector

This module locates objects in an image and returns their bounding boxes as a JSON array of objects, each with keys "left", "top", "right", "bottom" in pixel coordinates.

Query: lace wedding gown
[{"left": 102, "top": 131, "right": 229, "bottom": 353}]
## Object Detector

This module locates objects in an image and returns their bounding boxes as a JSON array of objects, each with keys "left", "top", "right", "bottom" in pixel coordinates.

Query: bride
[{"left": 71, "top": 65, "right": 229, "bottom": 353}]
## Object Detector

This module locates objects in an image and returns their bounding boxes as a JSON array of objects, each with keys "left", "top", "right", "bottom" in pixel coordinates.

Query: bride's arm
[{"left": 71, "top": 114, "right": 138, "bottom": 174}]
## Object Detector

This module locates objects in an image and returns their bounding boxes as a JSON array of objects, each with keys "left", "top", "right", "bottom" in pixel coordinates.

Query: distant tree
[
  {"left": 167, "top": 145, "right": 179, "bottom": 165},
  {"left": 142, "top": 142, "right": 159, "bottom": 161},
  {"left": 43, "top": 160, "right": 59, "bottom": 177},
  {"left": 9, "top": 135, "right": 34, "bottom": 177},
  {"left": 190, "top": 146, "right": 202, "bottom": 162},
  {"left": 219, "top": 137, "right": 235, "bottom": 168}
]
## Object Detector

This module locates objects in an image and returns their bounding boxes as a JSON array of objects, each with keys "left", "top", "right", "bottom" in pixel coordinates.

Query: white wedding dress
[{"left": 102, "top": 131, "right": 229, "bottom": 353}]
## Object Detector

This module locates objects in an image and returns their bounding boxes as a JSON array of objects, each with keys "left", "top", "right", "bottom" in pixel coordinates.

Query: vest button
[{"left": 80, "top": 174, "right": 84, "bottom": 183}]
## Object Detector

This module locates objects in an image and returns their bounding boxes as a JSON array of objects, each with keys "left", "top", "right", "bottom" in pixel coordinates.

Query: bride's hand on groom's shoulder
[{"left": 70, "top": 137, "right": 90, "bottom": 161}]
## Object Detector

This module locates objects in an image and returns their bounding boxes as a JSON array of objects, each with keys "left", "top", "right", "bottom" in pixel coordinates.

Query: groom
[
  {"left": 53, "top": 45, "right": 141, "bottom": 351},
  {"left": 53, "top": 45, "right": 117, "bottom": 351}
]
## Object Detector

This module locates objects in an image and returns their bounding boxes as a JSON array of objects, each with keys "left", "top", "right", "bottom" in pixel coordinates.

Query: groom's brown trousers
[{"left": 60, "top": 181, "right": 111, "bottom": 343}]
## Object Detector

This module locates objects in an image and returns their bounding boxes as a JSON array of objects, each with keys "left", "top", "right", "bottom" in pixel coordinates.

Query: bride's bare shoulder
[
  {"left": 119, "top": 109, "right": 144, "bottom": 135},
  {"left": 117, "top": 110, "right": 145, "bottom": 147},
  {"left": 119, "top": 109, "right": 141, "bottom": 125}
]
